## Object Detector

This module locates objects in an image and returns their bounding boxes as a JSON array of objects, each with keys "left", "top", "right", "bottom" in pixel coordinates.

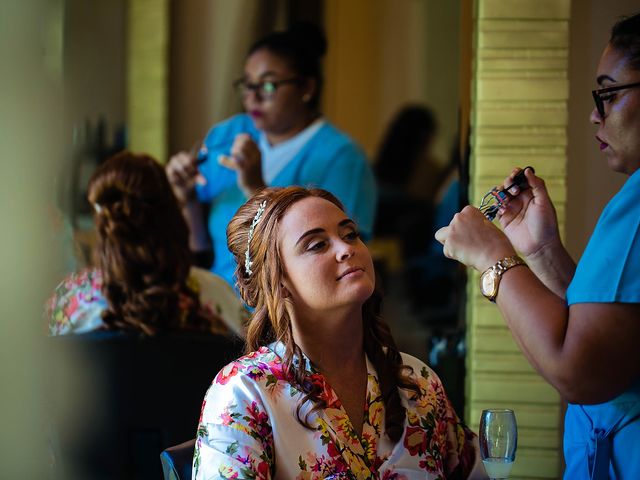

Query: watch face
[{"left": 481, "top": 271, "right": 496, "bottom": 297}]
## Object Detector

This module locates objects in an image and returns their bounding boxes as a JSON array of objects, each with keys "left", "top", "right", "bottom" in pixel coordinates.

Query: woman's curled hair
[
  {"left": 227, "top": 186, "right": 420, "bottom": 443},
  {"left": 88, "top": 151, "right": 222, "bottom": 335}
]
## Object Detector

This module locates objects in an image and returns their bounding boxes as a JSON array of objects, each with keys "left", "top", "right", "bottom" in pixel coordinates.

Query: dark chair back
[
  {"left": 48, "top": 331, "right": 243, "bottom": 480},
  {"left": 160, "top": 438, "right": 196, "bottom": 480}
]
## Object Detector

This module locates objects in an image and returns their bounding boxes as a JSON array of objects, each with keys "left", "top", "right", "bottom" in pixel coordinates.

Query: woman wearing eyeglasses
[
  {"left": 435, "top": 12, "right": 640, "bottom": 479},
  {"left": 167, "top": 23, "right": 376, "bottom": 288}
]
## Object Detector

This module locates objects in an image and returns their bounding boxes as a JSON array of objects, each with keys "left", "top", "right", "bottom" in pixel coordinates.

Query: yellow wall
[
  {"left": 127, "top": 0, "right": 169, "bottom": 160},
  {"left": 323, "top": 0, "right": 383, "bottom": 158},
  {"left": 1, "top": 1, "right": 65, "bottom": 476},
  {"left": 169, "top": 0, "right": 265, "bottom": 155},
  {"left": 467, "top": 1, "right": 570, "bottom": 478},
  {"left": 65, "top": 0, "right": 126, "bottom": 155},
  {"left": 323, "top": 0, "right": 461, "bottom": 165}
]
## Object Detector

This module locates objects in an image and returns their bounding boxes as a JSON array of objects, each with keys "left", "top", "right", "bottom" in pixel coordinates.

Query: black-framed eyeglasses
[
  {"left": 592, "top": 81, "right": 640, "bottom": 118},
  {"left": 233, "top": 77, "right": 302, "bottom": 100}
]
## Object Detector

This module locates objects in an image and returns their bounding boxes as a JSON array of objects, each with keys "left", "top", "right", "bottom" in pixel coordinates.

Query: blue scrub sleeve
[{"left": 567, "top": 171, "right": 640, "bottom": 305}]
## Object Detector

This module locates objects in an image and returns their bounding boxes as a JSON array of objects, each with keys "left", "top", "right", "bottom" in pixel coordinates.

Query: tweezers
[{"left": 479, "top": 166, "right": 535, "bottom": 221}]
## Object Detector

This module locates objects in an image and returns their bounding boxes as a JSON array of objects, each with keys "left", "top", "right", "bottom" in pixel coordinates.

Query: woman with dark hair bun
[
  {"left": 192, "top": 186, "right": 483, "bottom": 479},
  {"left": 167, "top": 23, "right": 376, "bottom": 289},
  {"left": 46, "top": 151, "right": 247, "bottom": 336},
  {"left": 437, "top": 11, "right": 640, "bottom": 478}
]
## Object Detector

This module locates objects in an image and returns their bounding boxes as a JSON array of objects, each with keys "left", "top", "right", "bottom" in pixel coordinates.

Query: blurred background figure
[
  {"left": 373, "top": 104, "right": 463, "bottom": 313},
  {"left": 166, "top": 23, "right": 376, "bottom": 288},
  {"left": 45, "top": 152, "right": 246, "bottom": 480},
  {"left": 374, "top": 104, "right": 438, "bottom": 252},
  {"left": 47, "top": 151, "right": 247, "bottom": 337},
  {"left": 405, "top": 139, "right": 464, "bottom": 316},
  {"left": 372, "top": 104, "right": 467, "bottom": 414}
]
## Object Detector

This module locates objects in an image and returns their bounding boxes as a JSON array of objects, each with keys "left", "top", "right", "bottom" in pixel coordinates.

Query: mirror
[{"left": 61, "top": 0, "right": 470, "bottom": 410}]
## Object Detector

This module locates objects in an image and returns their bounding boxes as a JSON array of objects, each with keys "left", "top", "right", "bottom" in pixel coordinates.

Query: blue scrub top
[
  {"left": 564, "top": 169, "right": 640, "bottom": 479},
  {"left": 196, "top": 114, "right": 377, "bottom": 288}
]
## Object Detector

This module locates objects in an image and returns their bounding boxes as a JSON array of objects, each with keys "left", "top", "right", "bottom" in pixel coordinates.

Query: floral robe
[
  {"left": 193, "top": 343, "right": 478, "bottom": 479},
  {"left": 45, "top": 267, "right": 248, "bottom": 336}
]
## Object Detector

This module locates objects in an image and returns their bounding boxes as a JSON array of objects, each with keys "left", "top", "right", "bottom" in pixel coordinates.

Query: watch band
[
  {"left": 492, "top": 255, "right": 527, "bottom": 276},
  {"left": 481, "top": 254, "right": 527, "bottom": 302}
]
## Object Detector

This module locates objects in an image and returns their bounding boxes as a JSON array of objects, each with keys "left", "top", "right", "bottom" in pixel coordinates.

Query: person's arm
[
  {"left": 496, "top": 168, "right": 576, "bottom": 298},
  {"left": 166, "top": 152, "right": 210, "bottom": 251},
  {"left": 193, "top": 368, "right": 274, "bottom": 479},
  {"left": 484, "top": 168, "right": 576, "bottom": 298},
  {"left": 180, "top": 198, "right": 210, "bottom": 252},
  {"left": 495, "top": 266, "right": 640, "bottom": 404},
  {"left": 521, "top": 237, "right": 575, "bottom": 298},
  {"left": 218, "top": 134, "right": 266, "bottom": 198},
  {"left": 436, "top": 206, "right": 640, "bottom": 404}
]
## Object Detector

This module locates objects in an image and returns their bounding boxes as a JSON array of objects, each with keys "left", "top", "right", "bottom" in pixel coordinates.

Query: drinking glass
[{"left": 479, "top": 408, "right": 517, "bottom": 479}]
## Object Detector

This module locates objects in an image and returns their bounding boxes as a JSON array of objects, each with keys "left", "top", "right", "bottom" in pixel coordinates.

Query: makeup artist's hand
[
  {"left": 496, "top": 167, "right": 560, "bottom": 258},
  {"left": 435, "top": 206, "right": 515, "bottom": 272},
  {"left": 166, "top": 149, "right": 207, "bottom": 204},
  {"left": 219, "top": 134, "right": 266, "bottom": 197}
]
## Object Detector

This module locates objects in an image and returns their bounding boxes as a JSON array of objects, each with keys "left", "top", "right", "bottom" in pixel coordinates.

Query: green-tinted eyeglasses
[
  {"left": 592, "top": 81, "right": 640, "bottom": 118},
  {"left": 233, "top": 77, "right": 302, "bottom": 100}
]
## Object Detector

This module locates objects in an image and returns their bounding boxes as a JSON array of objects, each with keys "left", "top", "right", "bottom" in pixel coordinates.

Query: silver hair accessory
[
  {"left": 245, "top": 200, "right": 267, "bottom": 275},
  {"left": 93, "top": 203, "right": 102, "bottom": 214}
]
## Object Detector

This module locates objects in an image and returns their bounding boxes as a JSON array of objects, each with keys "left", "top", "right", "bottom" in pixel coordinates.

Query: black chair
[
  {"left": 160, "top": 438, "right": 196, "bottom": 480},
  {"left": 47, "top": 331, "right": 243, "bottom": 480}
]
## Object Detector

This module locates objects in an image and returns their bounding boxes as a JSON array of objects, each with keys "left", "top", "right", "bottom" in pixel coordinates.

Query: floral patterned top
[
  {"left": 193, "top": 342, "right": 479, "bottom": 479},
  {"left": 46, "top": 267, "right": 248, "bottom": 336}
]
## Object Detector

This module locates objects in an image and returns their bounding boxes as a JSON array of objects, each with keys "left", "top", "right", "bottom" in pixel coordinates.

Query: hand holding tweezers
[{"left": 479, "top": 166, "right": 535, "bottom": 221}]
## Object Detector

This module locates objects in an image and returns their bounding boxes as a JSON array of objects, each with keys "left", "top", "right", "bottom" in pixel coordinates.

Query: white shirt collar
[{"left": 259, "top": 118, "right": 325, "bottom": 184}]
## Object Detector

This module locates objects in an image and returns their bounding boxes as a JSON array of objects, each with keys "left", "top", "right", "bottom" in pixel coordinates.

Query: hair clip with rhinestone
[{"left": 245, "top": 200, "right": 267, "bottom": 275}]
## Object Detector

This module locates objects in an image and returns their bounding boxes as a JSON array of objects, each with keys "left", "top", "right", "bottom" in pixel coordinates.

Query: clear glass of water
[{"left": 479, "top": 408, "right": 517, "bottom": 479}]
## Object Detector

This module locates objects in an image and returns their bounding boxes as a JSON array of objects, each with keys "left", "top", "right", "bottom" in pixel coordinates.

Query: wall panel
[{"left": 467, "top": 1, "right": 570, "bottom": 478}]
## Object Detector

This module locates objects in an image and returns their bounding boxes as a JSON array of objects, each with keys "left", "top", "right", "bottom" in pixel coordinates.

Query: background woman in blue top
[
  {"left": 167, "top": 23, "right": 376, "bottom": 288},
  {"left": 435, "top": 12, "right": 640, "bottom": 479}
]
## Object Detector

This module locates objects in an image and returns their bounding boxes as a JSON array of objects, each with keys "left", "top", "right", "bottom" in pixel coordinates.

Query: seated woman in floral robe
[
  {"left": 46, "top": 151, "right": 247, "bottom": 337},
  {"left": 193, "top": 186, "right": 485, "bottom": 479}
]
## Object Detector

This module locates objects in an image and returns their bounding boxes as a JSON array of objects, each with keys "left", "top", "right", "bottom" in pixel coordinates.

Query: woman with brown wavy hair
[
  {"left": 193, "top": 186, "right": 483, "bottom": 479},
  {"left": 46, "top": 151, "right": 246, "bottom": 336}
]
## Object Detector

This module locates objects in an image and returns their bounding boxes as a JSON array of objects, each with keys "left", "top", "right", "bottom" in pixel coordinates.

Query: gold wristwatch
[{"left": 480, "top": 255, "right": 527, "bottom": 302}]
